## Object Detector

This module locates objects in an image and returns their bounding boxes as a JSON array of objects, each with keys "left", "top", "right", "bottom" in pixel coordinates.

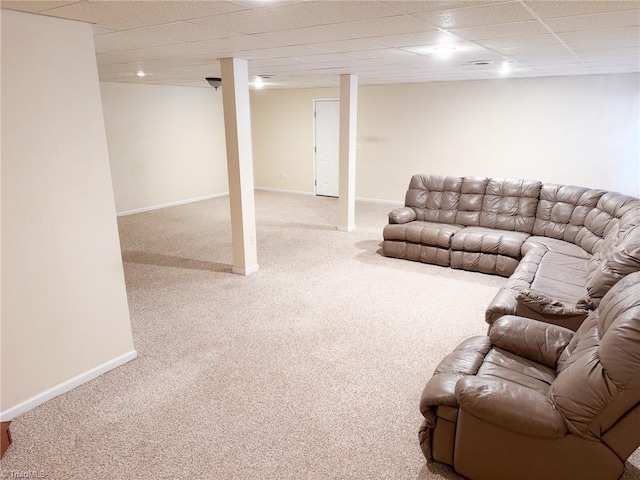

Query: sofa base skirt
[
  {"left": 382, "top": 240, "right": 450, "bottom": 267},
  {"left": 450, "top": 251, "right": 519, "bottom": 277},
  {"left": 454, "top": 409, "right": 624, "bottom": 480}
]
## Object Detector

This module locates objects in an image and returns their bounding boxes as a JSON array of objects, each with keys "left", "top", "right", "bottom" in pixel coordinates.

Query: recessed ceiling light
[
  {"left": 499, "top": 61, "right": 512, "bottom": 75},
  {"left": 469, "top": 60, "right": 494, "bottom": 66},
  {"left": 136, "top": 71, "right": 146, "bottom": 77},
  {"left": 254, "top": 76, "right": 264, "bottom": 89},
  {"left": 433, "top": 46, "right": 457, "bottom": 59}
]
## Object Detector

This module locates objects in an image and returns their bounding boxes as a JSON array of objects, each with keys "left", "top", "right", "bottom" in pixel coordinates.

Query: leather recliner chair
[{"left": 419, "top": 272, "right": 640, "bottom": 480}]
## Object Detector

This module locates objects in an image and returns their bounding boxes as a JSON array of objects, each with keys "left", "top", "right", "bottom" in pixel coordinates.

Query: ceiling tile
[
  {"left": 93, "top": 25, "right": 115, "bottom": 35},
  {"left": 383, "top": 1, "right": 508, "bottom": 15},
  {"left": 344, "top": 47, "right": 423, "bottom": 60},
  {"left": 131, "top": 21, "right": 239, "bottom": 42},
  {"left": 545, "top": 10, "right": 640, "bottom": 33},
  {"left": 416, "top": 1, "right": 535, "bottom": 29},
  {"left": 189, "top": 8, "right": 317, "bottom": 34},
  {"left": 186, "top": 35, "right": 276, "bottom": 54},
  {"left": 451, "top": 20, "right": 549, "bottom": 40},
  {"left": 566, "top": 37, "right": 640, "bottom": 50},
  {"left": 144, "top": 1, "right": 248, "bottom": 21},
  {"left": 231, "top": 45, "right": 327, "bottom": 60},
  {"left": 0, "top": 0, "right": 81, "bottom": 13},
  {"left": 558, "top": 26, "right": 640, "bottom": 43},
  {"left": 93, "top": 31, "right": 179, "bottom": 54},
  {"left": 371, "top": 30, "right": 464, "bottom": 47},
  {"left": 495, "top": 45, "right": 577, "bottom": 61},
  {"left": 475, "top": 34, "right": 561, "bottom": 49},
  {"left": 96, "top": 49, "right": 168, "bottom": 65},
  {"left": 312, "top": 38, "right": 389, "bottom": 53},
  {"left": 525, "top": 1, "right": 639, "bottom": 19},
  {"left": 40, "top": 0, "right": 175, "bottom": 30},
  {"left": 348, "top": 15, "right": 435, "bottom": 38},
  {"left": 264, "top": 1, "right": 402, "bottom": 26},
  {"left": 253, "top": 24, "right": 364, "bottom": 46}
]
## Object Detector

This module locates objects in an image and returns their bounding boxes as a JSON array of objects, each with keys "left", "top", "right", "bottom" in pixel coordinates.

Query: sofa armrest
[
  {"left": 455, "top": 376, "right": 568, "bottom": 439},
  {"left": 388, "top": 207, "right": 416, "bottom": 224},
  {"left": 489, "top": 315, "right": 573, "bottom": 368}
]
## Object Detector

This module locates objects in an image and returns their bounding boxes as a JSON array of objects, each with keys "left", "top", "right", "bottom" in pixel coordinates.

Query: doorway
[{"left": 314, "top": 99, "right": 339, "bottom": 197}]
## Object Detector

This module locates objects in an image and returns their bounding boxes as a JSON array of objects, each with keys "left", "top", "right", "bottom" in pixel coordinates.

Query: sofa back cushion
[
  {"left": 579, "top": 219, "right": 640, "bottom": 309},
  {"left": 405, "top": 175, "right": 463, "bottom": 224},
  {"left": 455, "top": 176, "right": 489, "bottom": 226},
  {"left": 575, "top": 192, "right": 640, "bottom": 254},
  {"left": 479, "top": 178, "right": 542, "bottom": 232},
  {"left": 533, "top": 184, "right": 605, "bottom": 243},
  {"left": 552, "top": 273, "right": 640, "bottom": 440}
]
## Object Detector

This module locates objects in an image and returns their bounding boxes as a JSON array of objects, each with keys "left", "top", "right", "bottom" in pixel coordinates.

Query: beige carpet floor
[{"left": 2, "top": 191, "right": 639, "bottom": 479}]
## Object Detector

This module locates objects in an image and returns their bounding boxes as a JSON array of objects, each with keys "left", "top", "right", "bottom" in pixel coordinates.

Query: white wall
[
  {"left": 251, "top": 87, "right": 338, "bottom": 193},
  {"left": 1, "top": 10, "right": 135, "bottom": 416},
  {"left": 100, "top": 82, "right": 228, "bottom": 214},
  {"left": 251, "top": 74, "right": 640, "bottom": 201}
]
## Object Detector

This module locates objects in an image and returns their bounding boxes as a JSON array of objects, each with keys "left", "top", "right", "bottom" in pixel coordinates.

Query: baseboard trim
[
  {"left": 116, "top": 193, "right": 229, "bottom": 217},
  {"left": 255, "top": 187, "right": 314, "bottom": 196},
  {"left": 355, "top": 196, "right": 403, "bottom": 206},
  {"left": 0, "top": 350, "right": 138, "bottom": 422}
]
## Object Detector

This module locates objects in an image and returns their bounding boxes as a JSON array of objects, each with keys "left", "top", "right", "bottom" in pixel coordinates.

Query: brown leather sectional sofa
[
  {"left": 383, "top": 174, "right": 640, "bottom": 331},
  {"left": 383, "top": 175, "right": 640, "bottom": 479},
  {"left": 419, "top": 273, "right": 640, "bottom": 480}
]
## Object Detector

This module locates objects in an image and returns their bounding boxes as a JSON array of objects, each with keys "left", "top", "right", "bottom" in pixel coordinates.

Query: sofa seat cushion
[
  {"left": 485, "top": 249, "right": 590, "bottom": 331},
  {"left": 383, "top": 221, "right": 463, "bottom": 248},
  {"left": 529, "top": 252, "right": 588, "bottom": 305},
  {"left": 477, "top": 348, "right": 556, "bottom": 394},
  {"left": 451, "top": 227, "right": 530, "bottom": 258},
  {"left": 523, "top": 236, "right": 590, "bottom": 260}
]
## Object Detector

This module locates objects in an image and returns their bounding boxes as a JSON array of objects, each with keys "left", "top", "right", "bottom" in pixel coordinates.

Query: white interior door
[{"left": 314, "top": 100, "right": 340, "bottom": 197}]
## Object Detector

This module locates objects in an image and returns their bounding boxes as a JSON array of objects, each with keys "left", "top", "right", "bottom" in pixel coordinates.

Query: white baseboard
[
  {"left": 232, "top": 264, "right": 259, "bottom": 276},
  {"left": 255, "top": 187, "right": 314, "bottom": 196},
  {"left": 0, "top": 350, "right": 138, "bottom": 421},
  {"left": 116, "top": 193, "right": 229, "bottom": 217},
  {"left": 254, "top": 188, "right": 402, "bottom": 206},
  {"left": 356, "top": 196, "right": 404, "bottom": 206}
]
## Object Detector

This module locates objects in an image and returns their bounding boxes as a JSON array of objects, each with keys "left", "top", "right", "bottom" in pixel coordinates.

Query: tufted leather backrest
[
  {"left": 479, "top": 178, "right": 542, "bottom": 233},
  {"left": 455, "top": 177, "right": 489, "bottom": 226},
  {"left": 533, "top": 184, "right": 605, "bottom": 242},
  {"left": 552, "top": 272, "right": 640, "bottom": 442},
  {"left": 574, "top": 192, "right": 640, "bottom": 254},
  {"left": 405, "top": 175, "right": 463, "bottom": 224}
]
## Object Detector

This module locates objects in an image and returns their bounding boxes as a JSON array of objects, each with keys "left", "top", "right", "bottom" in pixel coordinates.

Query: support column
[
  {"left": 338, "top": 74, "right": 358, "bottom": 232},
  {"left": 220, "top": 57, "right": 259, "bottom": 275}
]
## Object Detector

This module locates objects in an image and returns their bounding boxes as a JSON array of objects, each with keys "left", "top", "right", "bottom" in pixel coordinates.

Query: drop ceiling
[{"left": 2, "top": 0, "right": 639, "bottom": 89}]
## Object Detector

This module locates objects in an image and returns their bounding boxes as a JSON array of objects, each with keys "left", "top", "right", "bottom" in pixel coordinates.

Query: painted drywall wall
[
  {"left": 1, "top": 10, "right": 135, "bottom": 414},
  {"left": 251, "top": 87, "right": 339, "bottom": 193},
  {"left": 101, "top": 82, "right": 228, "bottom": 214},
  {"left": 251, "top": 74, "right": 639, "bottom": 201}
]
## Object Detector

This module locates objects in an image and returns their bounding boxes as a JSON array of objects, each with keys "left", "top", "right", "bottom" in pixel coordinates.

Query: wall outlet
[{"left": 251, "top": 235, "right": 256, "bottom": 245}]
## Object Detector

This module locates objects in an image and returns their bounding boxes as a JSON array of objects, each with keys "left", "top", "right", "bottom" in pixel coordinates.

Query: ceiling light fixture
[
  {"left": 136, "top": 71, "right": 146, "bottom": 77},
  {"left": 469, "top": 60, "right": 494, "bottom": 66},
  {"left": 499, "top": 61, "right": 512, "bottom": 75},
  {"left": 254, "top": 76, "right": 264, "bottom": 89},
  {"left": 205, "top": 77, "right": 222, "bottom": 90},
  {"left": 433, "top": 46, "right": 457, "bottom": 59}
]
